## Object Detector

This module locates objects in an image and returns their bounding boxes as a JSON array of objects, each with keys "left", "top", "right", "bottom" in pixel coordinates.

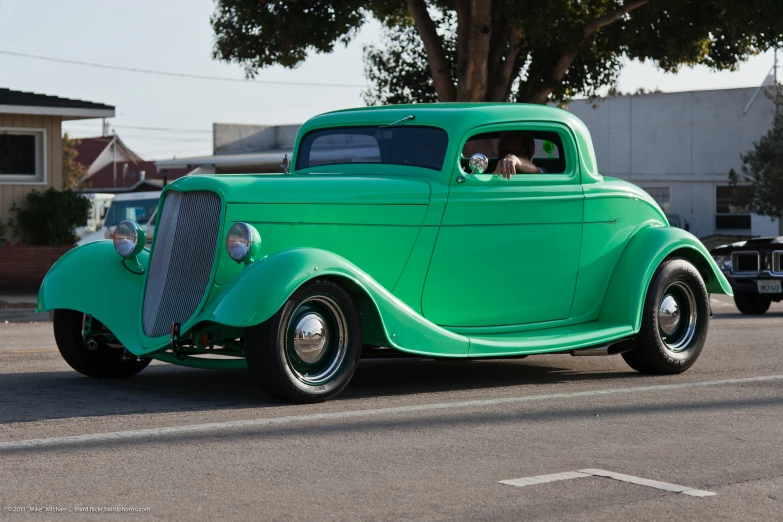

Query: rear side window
[
  {"left": 462, "top": 131, "right": 567, "bottom": 174},
  {"left": 297, "top": 126, "right": 448, "bottom": 171}
]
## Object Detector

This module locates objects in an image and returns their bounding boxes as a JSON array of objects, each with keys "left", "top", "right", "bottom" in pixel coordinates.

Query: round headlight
[
  {"left": 712, "top": 255, "right": 722, "bottom": 266},
  {"left": 722, "top": 256, "right": 732, "bottom": 270},
  {"left": 113, "top": 220, "right": 146, "bottom": 259},
  {"left": 226, "top": 222, "right": 260, "bottom": 263}
]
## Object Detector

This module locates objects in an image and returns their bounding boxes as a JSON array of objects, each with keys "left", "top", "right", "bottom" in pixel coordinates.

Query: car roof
[{"left": 298, "top": 103, "right": 601, "bottom": 183}]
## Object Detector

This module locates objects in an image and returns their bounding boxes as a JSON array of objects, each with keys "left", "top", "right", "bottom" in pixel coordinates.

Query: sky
[{"left": 0, "top": 0, "right": 778, "bottom": 160}]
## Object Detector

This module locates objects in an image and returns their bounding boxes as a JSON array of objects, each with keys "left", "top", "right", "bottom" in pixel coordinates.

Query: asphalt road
[{"left": 0, "top": 294, "right": 781, "bottom": 521}]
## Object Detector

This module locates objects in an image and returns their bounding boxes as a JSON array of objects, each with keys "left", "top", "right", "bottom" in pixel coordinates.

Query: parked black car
[{"left": 711, "top": 237, "right": 783, "bottom": 314}]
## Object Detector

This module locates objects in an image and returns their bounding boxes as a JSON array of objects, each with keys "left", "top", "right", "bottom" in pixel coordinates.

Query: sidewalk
[{"left": 0, "top": 294, "right": 49, "bottom": 323}]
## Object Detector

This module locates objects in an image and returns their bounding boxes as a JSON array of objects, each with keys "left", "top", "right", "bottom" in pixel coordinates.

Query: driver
[{"left": 494, "top": 131, "right": 544, "bottom": 178}]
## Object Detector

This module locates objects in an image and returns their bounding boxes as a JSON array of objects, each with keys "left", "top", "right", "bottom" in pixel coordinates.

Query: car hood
[
  {"left": 166, "top": 174, "right": 432, "bottom": 205},
  {"left": 711, "top": 236, "right": 783, "bottom": 254}
]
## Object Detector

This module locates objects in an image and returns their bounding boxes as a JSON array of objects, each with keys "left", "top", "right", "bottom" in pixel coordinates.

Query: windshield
[
  {"left": 296, "top": 126, "right": 448, "bottom": 171},
  {"left": 103, "top": 198, "right": 159, "bottom": 227}
]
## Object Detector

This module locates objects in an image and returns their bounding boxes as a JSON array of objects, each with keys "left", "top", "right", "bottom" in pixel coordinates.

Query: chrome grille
[
  {"left": 731, "top": 251, "right": 760, "bottom": 275},
  {"left": 142, "top": 191, "right": 221, "bottom": 337}
]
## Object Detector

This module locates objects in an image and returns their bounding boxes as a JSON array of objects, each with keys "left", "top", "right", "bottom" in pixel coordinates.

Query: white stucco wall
[{"left": 566, "top": 87, "right": 778, "bottom": 238}]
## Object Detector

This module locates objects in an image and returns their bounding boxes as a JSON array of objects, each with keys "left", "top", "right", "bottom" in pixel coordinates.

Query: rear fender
[
  {"left": 599, "top": 224, "right": 732, "bottom": 331},
  {"left": 37, "top": 241, "right": 150, "bottom": 353},
  {"left": 201, "top": 248, "right": 469, "bottom": 357}
]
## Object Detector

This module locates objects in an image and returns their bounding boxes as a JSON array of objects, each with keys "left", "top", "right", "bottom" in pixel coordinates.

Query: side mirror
[
  {"left": 281, "top": 154, "right": 291, "bottom": 174},
  {"left": 469, "top": 153, "right": 489, "bottom": 174},
  {"left": 458, "top": 153, "right": 488, "bottom": 184}
]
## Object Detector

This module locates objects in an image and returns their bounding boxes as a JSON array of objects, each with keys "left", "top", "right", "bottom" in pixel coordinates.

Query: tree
[
  {"left": 729, "top": 100, "right": 783, "bottom": 223},
  {"left": 62, "top": 133, "right": 85, "bottom": 190},
  {"left": 211, "top": 1, "right": 783, "bottom": 105}
]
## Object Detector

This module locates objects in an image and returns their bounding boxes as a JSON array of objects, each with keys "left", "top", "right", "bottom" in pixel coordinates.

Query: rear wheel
[
  {"left": 53, "top": 309, "right": 150, "bottom": 378},
  {"left": 734, "top": 293, "right": 771, "bottom": 315},
  {"left": 622, "top": 258, "right": 709, "bottom": 374},
  {"left": 245, "top": 279, "right": 362, "bottom": 403}
]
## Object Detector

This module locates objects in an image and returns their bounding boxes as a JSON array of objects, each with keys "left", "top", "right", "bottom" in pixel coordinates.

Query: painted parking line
[
  {"left": 0, "top": 374, "right": 781, "bottom": 452},
  {"left": 500, "top": 469, "right": 716, "bottom": 497}
]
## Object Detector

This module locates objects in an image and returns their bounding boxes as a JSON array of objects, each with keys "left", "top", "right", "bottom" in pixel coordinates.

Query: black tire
[
  {"left": 245, "top": 279, "right": 362, "bottom": 403},
  {"left": 733, "top": 293, "right": 771, "bottom": 315},
  {"left": 53, "top": 309, "right": 150, "bottom": 378},
  {"left": 622, "top": 258, "right": 709, "bottom": 374}
]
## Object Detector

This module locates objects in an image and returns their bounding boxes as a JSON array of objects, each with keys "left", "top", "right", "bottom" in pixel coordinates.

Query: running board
[{"left": 571, "top": 338, "right": 635, "bottom": 356}]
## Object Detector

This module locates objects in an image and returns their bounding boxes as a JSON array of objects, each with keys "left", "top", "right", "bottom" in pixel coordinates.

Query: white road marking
[
  {"left": 0, "top": 374, "right": 781, "bottom": 452},
  {"left": 710, "top": 298, "right": 733, "bottom": 308},
  {"left": 580, "top": 469, "right": 716, "bottom": 497},
  {"left": 500, "top": 469, "right": 716, "bottom": 497},
  {"left": 499, "top": 471, "right": 591, "bottom": 487}
]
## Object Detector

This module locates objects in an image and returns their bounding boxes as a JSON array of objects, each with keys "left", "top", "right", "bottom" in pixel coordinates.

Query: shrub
[{"left": 10, "top": 189, "right": 90, "bottom": 245}]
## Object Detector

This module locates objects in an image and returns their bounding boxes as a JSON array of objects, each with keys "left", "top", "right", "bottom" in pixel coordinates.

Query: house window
[
  {"left": 715, "top": 185, "right": 751, "bottom": 230},
  {"left": 640, "top": 186, "right": 670, "bottom": 213},
  {"left": 0, "top": 128, "right": 45, "bottom": 183}
]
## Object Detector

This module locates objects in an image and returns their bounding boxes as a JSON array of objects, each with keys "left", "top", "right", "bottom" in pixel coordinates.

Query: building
[
  {"left": 74, "top": 135, "right": 190, "bottom": 191},
  {"left": 0, "top": 88, "right": 114, "bottom": 224},
  {"left": 155, "top": 123, "right": 299, "bottom": 175},
  {"left": 566, "top": 86, "right": 779, "bottom": 239}
]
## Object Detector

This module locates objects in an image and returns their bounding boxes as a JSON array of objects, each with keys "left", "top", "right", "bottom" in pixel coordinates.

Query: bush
[{"left": 10, "top": 189, "right": 90, "bottom": 245}]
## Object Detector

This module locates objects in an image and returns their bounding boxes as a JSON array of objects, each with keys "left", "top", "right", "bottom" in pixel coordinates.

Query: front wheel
[
  {"left": 53, "top": 309, "right": 150, "bottom": 378},
  {"left": 245, "top": 279, "right": 362, "bottom": 403},
  {"left": 622, "top": 258, "right": 709, "bottom": 374},
  {"left": 734, "top": 293, "right": 771, "bottom": 315}
]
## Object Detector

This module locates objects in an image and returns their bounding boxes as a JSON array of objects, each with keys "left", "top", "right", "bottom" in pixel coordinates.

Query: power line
[
  {"left": 64, "top": 122, "right": 213, "bottom": 134},
  {"left": 0, "top": 49, "right": 366, "bottom": 89}
]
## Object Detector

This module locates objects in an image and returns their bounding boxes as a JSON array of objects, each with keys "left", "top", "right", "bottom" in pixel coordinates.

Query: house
[
  {"left": 155, "top": 123, "right": 299, "bottom": 174},
  {"left": 74, "top": 135, "right": 190, "bottom": 191},
  {"left": 0, "top": 87, "right": 114, "bottom": 225}
]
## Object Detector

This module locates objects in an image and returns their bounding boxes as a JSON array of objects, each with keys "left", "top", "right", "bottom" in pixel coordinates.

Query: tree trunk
[{"left": 456, "top": 0, "right": 492, "bottom": 101}]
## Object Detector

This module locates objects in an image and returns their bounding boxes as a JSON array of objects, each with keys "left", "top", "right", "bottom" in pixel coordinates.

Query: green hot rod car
[{"left": 38, "top": 104, "right": 732, "bottom": 403}]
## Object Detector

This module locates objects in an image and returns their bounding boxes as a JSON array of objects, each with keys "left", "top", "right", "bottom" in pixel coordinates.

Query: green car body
[{"left": 38, "top": 103, "right": 731, "bottom": 372}]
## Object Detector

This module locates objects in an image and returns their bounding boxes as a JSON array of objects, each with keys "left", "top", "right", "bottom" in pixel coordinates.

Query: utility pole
[{"left": 775, "top": 47, "right": 779, "bottom": 115}]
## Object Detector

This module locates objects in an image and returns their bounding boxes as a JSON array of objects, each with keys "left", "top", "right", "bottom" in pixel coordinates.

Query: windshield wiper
[{"left": 381, "top": 115, "right": 415, "bottom": 128}]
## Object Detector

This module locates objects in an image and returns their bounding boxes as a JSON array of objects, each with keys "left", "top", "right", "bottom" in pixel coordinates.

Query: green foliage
[
  {"left": 729, "top": 111, "right": 783, "bottom": 219},
  {"left": 10, "top": 189, "right": 90, "bottom": 246},
  {"left": 364, "top": 12, "right": 456, "bottom": 106},
  {"left": 62, "top": 133, "right": 86, "bottom": 190},
  {"left": 212, "top": 0, "right": 783, "bottom": 104}
]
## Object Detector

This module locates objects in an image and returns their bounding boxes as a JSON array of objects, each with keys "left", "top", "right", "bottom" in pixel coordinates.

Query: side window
[{"left": 461, "top": 131, "right": 566, "bottom": 174}]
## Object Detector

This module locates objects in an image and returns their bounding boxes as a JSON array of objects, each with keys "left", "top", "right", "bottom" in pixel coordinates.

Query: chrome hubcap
[
  {"left": 658, "top": 295, "right": 680, "bottom": 335},
  {"left": 292, "top": 313, "right": 329, "bottom": 364},
  {"left": 285, "top": 295, "right": 348, "bottom": 386},
  {"left": 657, "top": 281, "right": 698, "bottom": 352}
]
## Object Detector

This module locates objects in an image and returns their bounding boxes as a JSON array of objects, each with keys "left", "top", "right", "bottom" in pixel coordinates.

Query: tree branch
[
  {"left": 526, "top": 0, "right": 649, "bottom": 104},
  {"left": 406, "top": 0, "right": 457, "bottom": 101},
  {"left": 488, "top": 24, "right": 523, "bottom": 101},
  {"left": 586, "top": 0, "right": 649, "bottom": 35}
]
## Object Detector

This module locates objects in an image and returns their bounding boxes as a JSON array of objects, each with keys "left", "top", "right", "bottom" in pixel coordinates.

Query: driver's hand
[{"left": 494, "top": 155, "right": 521, "bottom": 179}]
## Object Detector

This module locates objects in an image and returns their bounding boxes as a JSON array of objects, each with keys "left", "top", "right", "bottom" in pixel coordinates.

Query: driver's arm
[{"left": 494, "top": 155, "right": 542, "bottom": 178}]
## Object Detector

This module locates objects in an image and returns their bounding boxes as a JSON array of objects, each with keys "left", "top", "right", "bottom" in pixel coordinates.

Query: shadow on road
[{"left": 0, "top": 357, "right": 644, "bottom": 424}]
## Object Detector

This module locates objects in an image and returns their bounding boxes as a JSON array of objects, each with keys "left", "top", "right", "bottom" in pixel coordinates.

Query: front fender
[
  {"left": 599, "top": 225, "right": 732, "bottom": 331},
  {"left": 201, "top": 248, "right": 469, "bottom": 357},
  {"left": 37, "top": 241, "right": 150, "bottom": 353}
]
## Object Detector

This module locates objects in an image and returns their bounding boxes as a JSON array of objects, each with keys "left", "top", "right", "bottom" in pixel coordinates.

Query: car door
[{"left": 421, "top": 123, "right": 584, "bottom": 328}]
